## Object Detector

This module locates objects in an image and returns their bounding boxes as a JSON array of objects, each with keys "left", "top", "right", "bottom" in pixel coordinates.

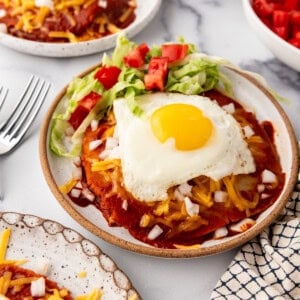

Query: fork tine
[
  {"left": 0, "top": 87, "right": 8, "bottom": 111},
  {"left": 0, "top": 75, "right": 36, "bottom": 133},
  {"left": 9, "top": 81, "right": 51, "bottom": 144}
]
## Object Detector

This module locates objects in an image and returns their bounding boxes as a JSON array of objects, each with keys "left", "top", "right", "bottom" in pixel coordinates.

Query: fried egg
[{"left": 110, "top": 93, "right": 255, "bottom": 202}]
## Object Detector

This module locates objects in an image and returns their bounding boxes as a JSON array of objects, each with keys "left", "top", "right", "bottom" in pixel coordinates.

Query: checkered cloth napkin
[{"left": 211, "top": 149, "right": 300, "bottom": 299}]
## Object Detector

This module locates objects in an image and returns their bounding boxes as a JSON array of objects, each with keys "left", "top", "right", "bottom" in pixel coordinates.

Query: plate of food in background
[
  {"left": 0, "top": 211, "right": 140, "bottom": 299},
  {"left": 0, "top": 0, "right": 161, "bottom": 57},
  {"left": 39, "top": 35, "right": 298, "bottom": 258}
]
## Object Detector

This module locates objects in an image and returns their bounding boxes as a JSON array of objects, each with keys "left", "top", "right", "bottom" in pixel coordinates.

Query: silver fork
[
  {"left": 0, "top": 86, "right": 8, "bottom": 200},
  {"left": 0, "top": 75, "right": 51, "bottom": 155},
  {"left": 0, "top": 86, "right": 8, "bottom": 111}
]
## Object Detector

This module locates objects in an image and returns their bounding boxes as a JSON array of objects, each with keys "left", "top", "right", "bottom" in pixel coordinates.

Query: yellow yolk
[{"left": 150, "top": 103, "right": 213, "bottom": 151}]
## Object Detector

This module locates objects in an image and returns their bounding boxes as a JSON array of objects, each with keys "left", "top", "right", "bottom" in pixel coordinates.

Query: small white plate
[
  {"left": 39, "top": 62, "right": 298, "bottom": 258},
  {"left": 0, "top": 0, "right": 161, "bottom": 57},
  {"left": 0, "top": 211, "right": 140, "bottom": 299}
]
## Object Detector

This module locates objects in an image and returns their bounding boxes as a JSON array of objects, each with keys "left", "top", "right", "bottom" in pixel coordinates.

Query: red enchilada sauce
[
  {"left": 0, "top": 264, "right": 73, "bottom": 299},
  {"left": 69, "top": 90, "right": 285, "bottom": 248}
]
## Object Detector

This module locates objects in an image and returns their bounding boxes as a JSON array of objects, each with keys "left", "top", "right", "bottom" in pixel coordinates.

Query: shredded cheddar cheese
[
  {"left": 75, "top": 288, "right": 103, "bottom": 300},
  {"left": 0, "top": 229, "right": 11, "bottom": 261},
  {"left": 0, "top": 0, "right": 137, "bottom": 43},
  {"left": 77, "top": 271, "right": 87, "bottom": 278},
  {"left": 173, "top": 244, "right": 201, "bottom": 250},
  {"left": 59, "top": 178, "right": 77, "bottom": 194},
  {"left": 92, "top": 159, "right": 121, "bottom": 172},
  {"left": 0, "top": 228, "right": 104, "bottom": 299}
]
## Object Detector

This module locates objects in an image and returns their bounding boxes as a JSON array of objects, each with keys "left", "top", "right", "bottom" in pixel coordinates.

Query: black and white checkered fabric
[{"left": 211, "top": 151, "right": 300, "bottom": 299}]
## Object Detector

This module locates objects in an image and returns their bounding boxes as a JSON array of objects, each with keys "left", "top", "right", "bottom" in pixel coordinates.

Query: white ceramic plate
[
  {"left": 39, "top": 63, "right": 298, "bottom": 258},
  {"left": 0, "top": 211, "right": 140, "bottom": 299},
  {"left": 0, "top": 0, "right": 161, "bottom": 57}
]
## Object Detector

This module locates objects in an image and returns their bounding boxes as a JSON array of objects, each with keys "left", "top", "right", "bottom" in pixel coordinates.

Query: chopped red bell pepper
[
  {"left": 69, "top": 91, "right": 101, "bottom": 130},
  {"left": 123, "top": 43, "right": 150, "bottom": 68},
  {"left": 94, "top": 66, "right": 121, "bottom": 90},
  {"left": 144, "top": 57, "right": 168, "bottom": 91},
  {"left": 161, "top": 44, "right": 189, "bottom": 64}
]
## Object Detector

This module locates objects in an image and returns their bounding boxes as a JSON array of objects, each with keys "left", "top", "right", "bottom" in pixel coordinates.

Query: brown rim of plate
[{"left": 39, "top": 64, "right": 299, "bottom": 258}]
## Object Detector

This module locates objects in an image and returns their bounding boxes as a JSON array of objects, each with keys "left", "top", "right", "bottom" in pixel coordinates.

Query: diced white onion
[
  {"left": 105, "top": 137, "right": 118, "bottom": 150},
  {"left": 213, "top": 227, "right": 228, "bottom": 239},
  {"left": 35, "top": 0, "right": 53, "bottom": 8},
  {"left": 184, "top": 197, "right": 199, "bottom": 217},
  {"left": 90, "top": 119, "right": 99, "bottom": 131},
  {"left": 243, "top": 125, "right": 255, "bottom": 138},
  {"left": 0, "top": 9, "right": 6, "bottom": 18},
  {"left": 214, "top": 191, "right": 227, "bottom": 203},
  {"left": 262, "top": 169, "right": 277, "bottom": 183},
  {"left": 82, "top": 188, "right": 95, "bottom": 202},
  {"left": 230, "top": 218, "right": 256, "bottom": 233},
  {"left": 174, "top": 189, "right": 184, "bottom": 201},
  {"left": 99, "top": 149, "right": 111, "bottom": 160},
  {"left": 147, "top": 225, "right": 163, "bottom": 240},
  {"left": 98, "top": 0, "right": 107, "bottom": 8},
  {"left": 122, "top": 199, "right": 128, "bottom": 210},
  {"left": 178, "top": 182, "right": 192, "bottom": 196},
  {"left": 261, "top": 193, "right": 270, "bottom": 199},
  {"left": 222, "top": 103, "right": 235, "bottom": 114},
  {"left": 31, "top": 260, "right": 49, "bottom": 276},
  {"left": 257, "top": 184, "right": 265, "bottom": 193},
  {"left": 72, "top": 167, "right": 82, "bottom": 180},
  {"left": 70, "top": 188, "right": 81, "bottom": 198},
  {"left": 30, "top": 277, "right": 46, "bottom": 297},
  {"left": 0, "top": 23, "right": 7, "bottom": 34},
  {"left": 89, "top": 139, "right": 103, "bottom": 151},
  {"left": 75, "top": 181, "right": 83, "bottom": 189}
]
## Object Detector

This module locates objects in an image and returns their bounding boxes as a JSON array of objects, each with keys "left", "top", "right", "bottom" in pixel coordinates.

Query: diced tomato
[
  {"left": 283, "top": 0, "right": 298, "bottom": 10},
  {"left": 291, "top": 11, "right": 300, "bottom": 25},
  {"left": 161, "top": 44, "right": 189, "bottom": 64},
  {"left": 252, "top": 0, "right": 274, "bottom": 17},
  {"left": 288, "top": 37, "right": 300, "bottom": 47},
  {"left": 123, "top": 43, "right": 150, "bottom": 68},
  {"left": 144, "top": 57, "right": 168, "bottom": 91},
  {"left": 69, "top": 91, "right": 101, "bottom": 130},
  {"left": 94, "top": 66, "right": 121, "bottom": 90},
  {"left": 273, "top": 10, "right": 289, "bottom": 27},
  {"left": 252, "top": 0, "right": 300, "bottom": 48},
  {"left": 273, "top": 26, "right": 289, "bottom": 39}
]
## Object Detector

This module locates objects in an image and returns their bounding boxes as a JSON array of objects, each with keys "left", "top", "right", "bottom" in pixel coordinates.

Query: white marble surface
[{"left": 0, "top": 1, "right": 299, "bottom": 299}]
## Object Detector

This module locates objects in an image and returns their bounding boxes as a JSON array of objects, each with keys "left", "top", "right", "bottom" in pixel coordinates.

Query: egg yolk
[{"left": 151, "top": 103, "right": 214, "bottom": 151}]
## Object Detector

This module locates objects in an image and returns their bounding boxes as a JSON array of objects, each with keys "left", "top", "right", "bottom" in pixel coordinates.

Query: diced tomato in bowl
[
  {"left": 251, "top": 0, "right": 300, "bottom": 48},
  {"left": 243, "top": 0, "right": 300, "bottom": 71}
]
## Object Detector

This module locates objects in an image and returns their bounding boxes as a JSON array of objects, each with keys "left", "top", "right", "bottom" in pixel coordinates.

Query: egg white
[{"left": 110, "top": 93, "right": 255, "bottom": 202}]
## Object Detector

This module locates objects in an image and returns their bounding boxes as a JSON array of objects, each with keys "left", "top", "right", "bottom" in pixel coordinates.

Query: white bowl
[{"left": 243, "top": 0, "right": 300, "bottom": 72}]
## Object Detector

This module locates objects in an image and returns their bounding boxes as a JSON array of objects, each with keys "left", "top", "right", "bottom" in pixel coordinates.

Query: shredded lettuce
[
  {"left": 50, "top": 69, "right": 104, "bottom": 157},
  {"left": 49, "top": 34, "right": 237, "bottom": 158},
  {"left": 166, "top": 58, "right": 222, "bottom": 94},
  {"left": 110, "top": 34, "right": 136, "bottom": 68}
]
